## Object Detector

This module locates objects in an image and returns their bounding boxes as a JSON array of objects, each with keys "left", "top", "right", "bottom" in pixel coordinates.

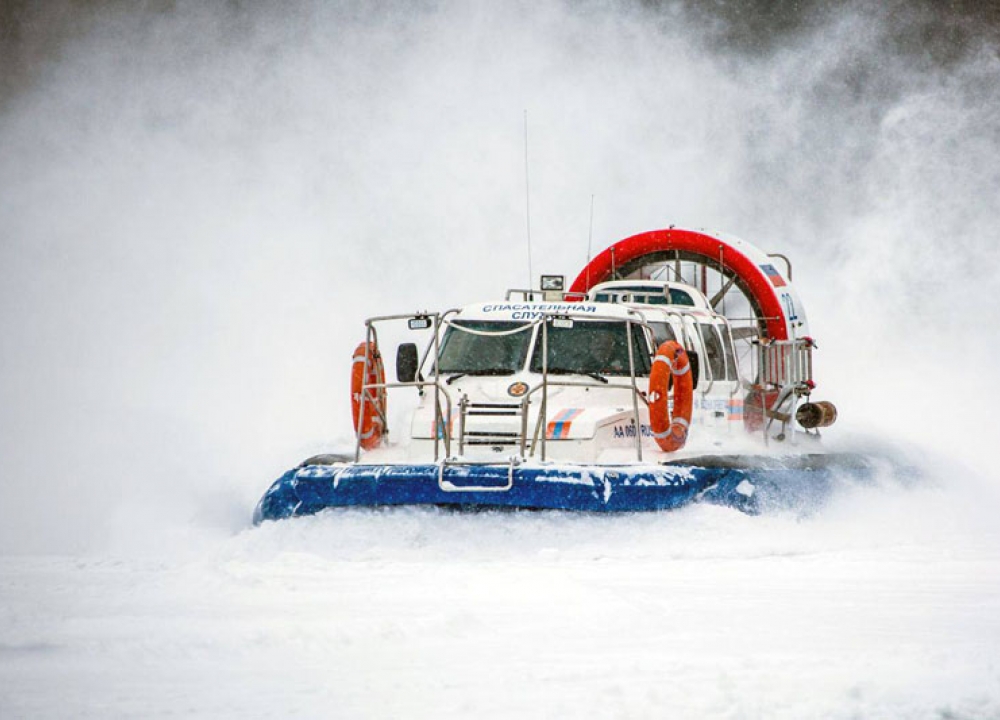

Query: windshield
[
  {"left": 529, "top": 320, "right": 651, "bottom": 377},
  {"left": 436, "top": 320, "right": 531, "bottom": 375}
]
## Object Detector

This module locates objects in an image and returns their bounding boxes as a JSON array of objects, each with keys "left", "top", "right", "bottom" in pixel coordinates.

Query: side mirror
[
  {"left": 396, "top": 343, "right": 419, "bottom": 383},
  {"left": 687, "top": 350, "right": 700, "bottom": 390}
]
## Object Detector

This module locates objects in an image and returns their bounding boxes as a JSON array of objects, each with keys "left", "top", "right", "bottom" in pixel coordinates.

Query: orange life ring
[
  {"left": 648, "top": 341, "right": 693, "bottom": 452},
  {"left": 351, "top": 341, "right": 386, "bottom": 450}
]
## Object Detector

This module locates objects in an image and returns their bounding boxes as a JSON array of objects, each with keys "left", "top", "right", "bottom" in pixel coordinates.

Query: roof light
[{"left": 540, "top": 275, "right": 564, "bottom": 291}]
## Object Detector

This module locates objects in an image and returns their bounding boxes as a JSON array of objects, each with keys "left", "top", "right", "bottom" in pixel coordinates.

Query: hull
[{"left": 252, "top": 454, "right": 876, "bottom": 524}]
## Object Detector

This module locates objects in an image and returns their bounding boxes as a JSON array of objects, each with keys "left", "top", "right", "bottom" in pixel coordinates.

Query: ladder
[{"left": 437, "top": 395, "right": 529, "bottom": 492}]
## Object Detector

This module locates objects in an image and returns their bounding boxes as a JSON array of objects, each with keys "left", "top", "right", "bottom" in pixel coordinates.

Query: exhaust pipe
[{"left": 796, "top": 400, "right": 837, "bottom": 429}]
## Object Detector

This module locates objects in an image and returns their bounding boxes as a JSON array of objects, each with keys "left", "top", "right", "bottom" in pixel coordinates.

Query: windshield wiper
[
  {"left": 443, "top": 369, "right": 516, "bottom": 385},
  {"left": 544, "top": 367, "right": 609, "bottom": 384}
]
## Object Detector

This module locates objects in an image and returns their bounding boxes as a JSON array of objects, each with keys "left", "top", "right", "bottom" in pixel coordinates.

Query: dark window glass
[
  {"left": 721, "top": 326, "right": 738, "bottom": 380},
  {"left": 596, "top": 285, "right": 695, "bottom": 307},
  {"left": 530, "top": 321, "right": 650, "bottom": 377},
  {"left": 648, "top": 322, "right": 677, "bottom": 347},
  {"left": 668, "top": 289, "right": 696, "bottom": 306},
  {"left": 437, "top": 321, "right": 530, "bottom": 375},
  {"left": 699, "top": 323, "right": 726, "bottom": 381}
]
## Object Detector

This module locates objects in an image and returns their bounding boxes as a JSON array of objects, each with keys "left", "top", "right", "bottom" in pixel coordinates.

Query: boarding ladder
[{"left": 437, "top": 395, "right": 529, "bottom": 492}]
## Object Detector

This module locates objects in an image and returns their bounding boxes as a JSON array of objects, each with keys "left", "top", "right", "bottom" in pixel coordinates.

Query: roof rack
[{"left": 503, "top": 289, "right": 589, "bottom": 302}]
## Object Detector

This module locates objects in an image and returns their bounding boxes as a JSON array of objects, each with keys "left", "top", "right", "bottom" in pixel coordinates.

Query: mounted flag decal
[
  {"left": 546, "top": 408, "right": 584, "bottom": 439},
  {"left": 759, "top": 264, "right": 787, "bottom": 288},
  {"left": 727, "top": 397, "right": 744, "bottom": 421}
]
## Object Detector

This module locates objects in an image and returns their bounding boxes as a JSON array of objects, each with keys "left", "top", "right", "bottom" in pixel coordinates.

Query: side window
[
  {"left": 699, "top": 323, "right": 726, "bottom": 381},
  {"left": 681, "top": 319, "right": 701, "bottom": 355},
  {"left": 648, "top": 321, "right": 677, "bottom": 347},
  {"left": 668, "top": 289, "right": 696, "bottom": 306},
  {"left": 628, "top": 325, "right": 652, "bottom": 376},
  {"left": 720, "top": 325, "right": 738, "bottom": 380}
]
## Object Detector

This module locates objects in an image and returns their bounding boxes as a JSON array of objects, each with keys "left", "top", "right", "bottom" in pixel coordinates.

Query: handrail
[
  {"left": 529, "top": 308, "right": 651, "bottom": 462},
  {"left": 754, "top": 337, "right": 815, "bottom": 445},
  {"left": 504, "top": 289, "right": 589, "bottom": 302},
  {"left": 756, "top": 337, "right": 813, "bottom": 388},
  {"left": 355, "top": 377, "right": 455, "bottom": 460},
  {"left": 567, "top": 289, "right": 770, "bottom": 392},
  {"left": 767, "top": 253, "right": 793, "bottom": 281},
  {"left": 656, "top": 309, "right": 718, "bottom": 393},
  {"left": 357, "top": 306, "right": 655, "bottom": 465},
  {"left": 518, "top": 377, "right": 649, "bottom": 461},
  {"left": 438, "top": 456, "right": 519, "bottom": 492},
  {"left": 438, "top": 318, "right": 538, "bottom": 336},
  {"left": 723, "top": 321, "right": 745, "bottom": 393},
  {"left": 356, "top": 312, "right": 453, "bottom": 462}
]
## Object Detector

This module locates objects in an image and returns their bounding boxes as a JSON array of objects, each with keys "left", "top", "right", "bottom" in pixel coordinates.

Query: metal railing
[
  {"left": 355, "top": 303, "right": 781, "bottom": 468},
  {"left": 754, "top": 337, "right": 815, "bottom": 443},
  {"left": 506, "top": 287, "right": 753, "bottom": 394},
  {"left": 521, "top": 309, "right": 650, "bottom": 462},
  {"left": 353, "top": 308, "right": 657, "bottom": 487},
  {"left": 503, "top": 289, "right": 589, "bottom": 302},
  {"left": 757, "top": 338, "right": 814, "bottom": 389},
  {"left": 355, "top": 312, "right": 454, "bottom": 462}
]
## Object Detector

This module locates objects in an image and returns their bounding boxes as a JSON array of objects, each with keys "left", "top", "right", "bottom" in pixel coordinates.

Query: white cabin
[{"left": 362, "top": 279, "right": 763, "bottom": 466}]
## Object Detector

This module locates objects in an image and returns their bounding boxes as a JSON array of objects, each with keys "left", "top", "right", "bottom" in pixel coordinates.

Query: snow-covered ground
[
  {"left": 3, "top": 2, "right": 1000, "bottom": 717},
  {"left": 4, "top": 466, "right": 1000, "bottom": 718}
]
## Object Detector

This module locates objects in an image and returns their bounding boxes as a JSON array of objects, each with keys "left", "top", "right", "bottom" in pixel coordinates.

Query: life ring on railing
[
  {"left": 648, "top": 341, "right": 694, "bottom": 452},
  {"left": 351, "top": 341, "right": 386, "bottom": 450}
]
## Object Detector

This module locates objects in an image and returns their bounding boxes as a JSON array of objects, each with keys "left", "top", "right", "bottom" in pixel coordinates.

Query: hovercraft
[{"left": 254, "top": 227, "right": 860, "bottom": 524}]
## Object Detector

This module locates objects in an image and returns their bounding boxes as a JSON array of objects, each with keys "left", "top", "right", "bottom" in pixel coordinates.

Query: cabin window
[
  {"left": 699, "top": 323, "right": 727, "bottom": 381},
  {"left": 530, "top": 320, "right": 651, "bottom": 377},
  {"left": 437, "top": 321, "right": 531, "bottom": 375},
  {"left": 637, "top": 294, "right": 668, "bottom": 305},
  {"left": 668, "top": 289, "right": 695, "bottom": 306},
  {"left": 648, "top": 321, "right": 677, "bottom": 347},
  {"left": 593, "top": 286, "right": 695, "bottom": 306},
  {"left": 721, "top": 327, "right": 738, "bottom": 380}
]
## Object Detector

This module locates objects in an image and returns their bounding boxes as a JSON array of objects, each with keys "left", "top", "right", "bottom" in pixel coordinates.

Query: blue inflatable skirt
[{"left": 252, "top": 454, "right": 880, "bottom": 524}]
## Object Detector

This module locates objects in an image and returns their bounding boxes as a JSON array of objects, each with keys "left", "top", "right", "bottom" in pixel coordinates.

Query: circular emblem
[{"left": 507, "top": 381, "right": 529, "bottom": 397}]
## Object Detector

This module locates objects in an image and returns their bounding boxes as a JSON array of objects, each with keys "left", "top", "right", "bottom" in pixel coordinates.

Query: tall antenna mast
[
  {"left": 585, "top": 194, "right": 595, "bottom": 290},
  {"left": 523, "top": 110, "right": 533, "bottom": 288}
]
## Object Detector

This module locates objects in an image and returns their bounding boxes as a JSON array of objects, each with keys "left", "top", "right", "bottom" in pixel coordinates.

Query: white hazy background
[{"left": 1, "top": 2, "right": 1000, "bottom": 717}]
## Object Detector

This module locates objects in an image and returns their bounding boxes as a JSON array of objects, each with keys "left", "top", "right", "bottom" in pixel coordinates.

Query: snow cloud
[{"left": 1, "top": 1, "right": 998, "bottom": 552}]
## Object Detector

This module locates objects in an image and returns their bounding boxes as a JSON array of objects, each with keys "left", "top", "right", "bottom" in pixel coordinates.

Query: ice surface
[
  {"left": 3, "top": 475, "right": 1000, "bottom": 718},
  {"left": 2, "top": 1, "right": 1000, "bottom": 717}
]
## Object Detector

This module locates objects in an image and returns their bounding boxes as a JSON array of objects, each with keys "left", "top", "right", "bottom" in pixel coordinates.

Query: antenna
[
  {"left": 523, "top": 110, "right": 533, "bottom": 289},
  {"left": 585, "top": 194, "right": 595, "bottom": 290}
]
